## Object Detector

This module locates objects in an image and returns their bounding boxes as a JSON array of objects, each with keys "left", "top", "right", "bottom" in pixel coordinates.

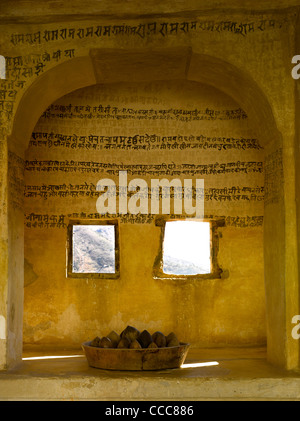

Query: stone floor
[{"left": 0, "top": 346, "right": 299, "bottom": 400}]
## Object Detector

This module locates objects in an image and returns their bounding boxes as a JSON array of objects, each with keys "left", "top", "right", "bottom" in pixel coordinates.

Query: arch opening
[{"left": 6, "top": 49, "right": 289, "bottom": 369}]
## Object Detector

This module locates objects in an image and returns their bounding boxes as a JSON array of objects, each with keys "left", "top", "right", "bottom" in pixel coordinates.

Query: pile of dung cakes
[{"left": 90, "top": 325, "right": 180, "bottom": 349}]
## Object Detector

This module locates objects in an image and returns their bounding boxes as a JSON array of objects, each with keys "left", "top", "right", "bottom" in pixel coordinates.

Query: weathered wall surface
[
  {"left": 23, "top": 80, "right": 265, "bottom": 346},
  {"left": 0, "top": 3, "right": 299, "bottom": 368}
]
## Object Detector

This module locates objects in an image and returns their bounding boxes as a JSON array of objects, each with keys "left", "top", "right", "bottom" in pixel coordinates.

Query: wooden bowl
[{"left": 82, "top": 341, "right": 190, "bottom": 371}]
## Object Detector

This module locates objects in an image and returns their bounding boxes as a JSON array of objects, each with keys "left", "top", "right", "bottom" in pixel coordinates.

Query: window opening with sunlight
[{"left": 162, "top": 221, "right": 211, "bottom": 275}]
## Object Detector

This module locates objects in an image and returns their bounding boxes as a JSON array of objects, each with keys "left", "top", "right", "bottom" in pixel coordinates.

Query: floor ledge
[{"left": 0, "top": 346, "right": 299, "bottom": 401}]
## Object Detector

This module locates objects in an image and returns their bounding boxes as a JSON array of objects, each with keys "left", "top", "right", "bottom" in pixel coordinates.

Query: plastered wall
[
  {"left": 23, "top": 80, "right": 265, "bottom": 347},
  {"left": 0, "top": 3, "right": 299, "bottom": 369}
]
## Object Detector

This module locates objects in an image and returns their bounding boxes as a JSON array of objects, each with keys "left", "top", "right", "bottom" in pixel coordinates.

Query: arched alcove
[
  {"left": 9, "top": 48, "right": 281, "bottom": 154},
  {"left": 5, "top": 48, "right": 298, "bottom": 370}
]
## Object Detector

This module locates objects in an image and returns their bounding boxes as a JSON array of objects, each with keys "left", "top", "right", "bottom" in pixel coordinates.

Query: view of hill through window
[
  {"left": 72, "top": 225, "right": 115, "bottom": 273},
  {"left": 163, "top": 221, "right": 211, "bottom": 275}
]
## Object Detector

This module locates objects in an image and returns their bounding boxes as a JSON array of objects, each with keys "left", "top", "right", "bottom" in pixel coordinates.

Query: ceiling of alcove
[{"left": 27, "top": 79, "right": 260, "bottom": 152}]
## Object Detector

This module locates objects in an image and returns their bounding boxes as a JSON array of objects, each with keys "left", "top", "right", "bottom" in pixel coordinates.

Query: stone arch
[
  {"left": 5, "top": 47, "right": 296, "bottom": 370},
  {"left": 8, "top": 56, "right": 97, "bottom": 156},
  {"left": 9, "top": 48, "right": 280, "bottom": 154}
]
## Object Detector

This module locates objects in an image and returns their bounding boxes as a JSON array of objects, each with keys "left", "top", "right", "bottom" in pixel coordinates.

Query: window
[
  {"left": 153, "top": 218, "right": 223, "bottom": 280},
  {"left": 67, "top": 219, "right": 119, "bottom": 278},
  {"left": 163, "top": 221, "right": 211, "bottom": 275}
]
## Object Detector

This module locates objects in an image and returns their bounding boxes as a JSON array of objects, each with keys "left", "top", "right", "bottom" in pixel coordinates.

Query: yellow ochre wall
[
  {"left": 23, "top": 81, "right": 265, "bottom": 347},
  {"left": 0, "top": 1, "right": 299, "bottom": 369}
]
